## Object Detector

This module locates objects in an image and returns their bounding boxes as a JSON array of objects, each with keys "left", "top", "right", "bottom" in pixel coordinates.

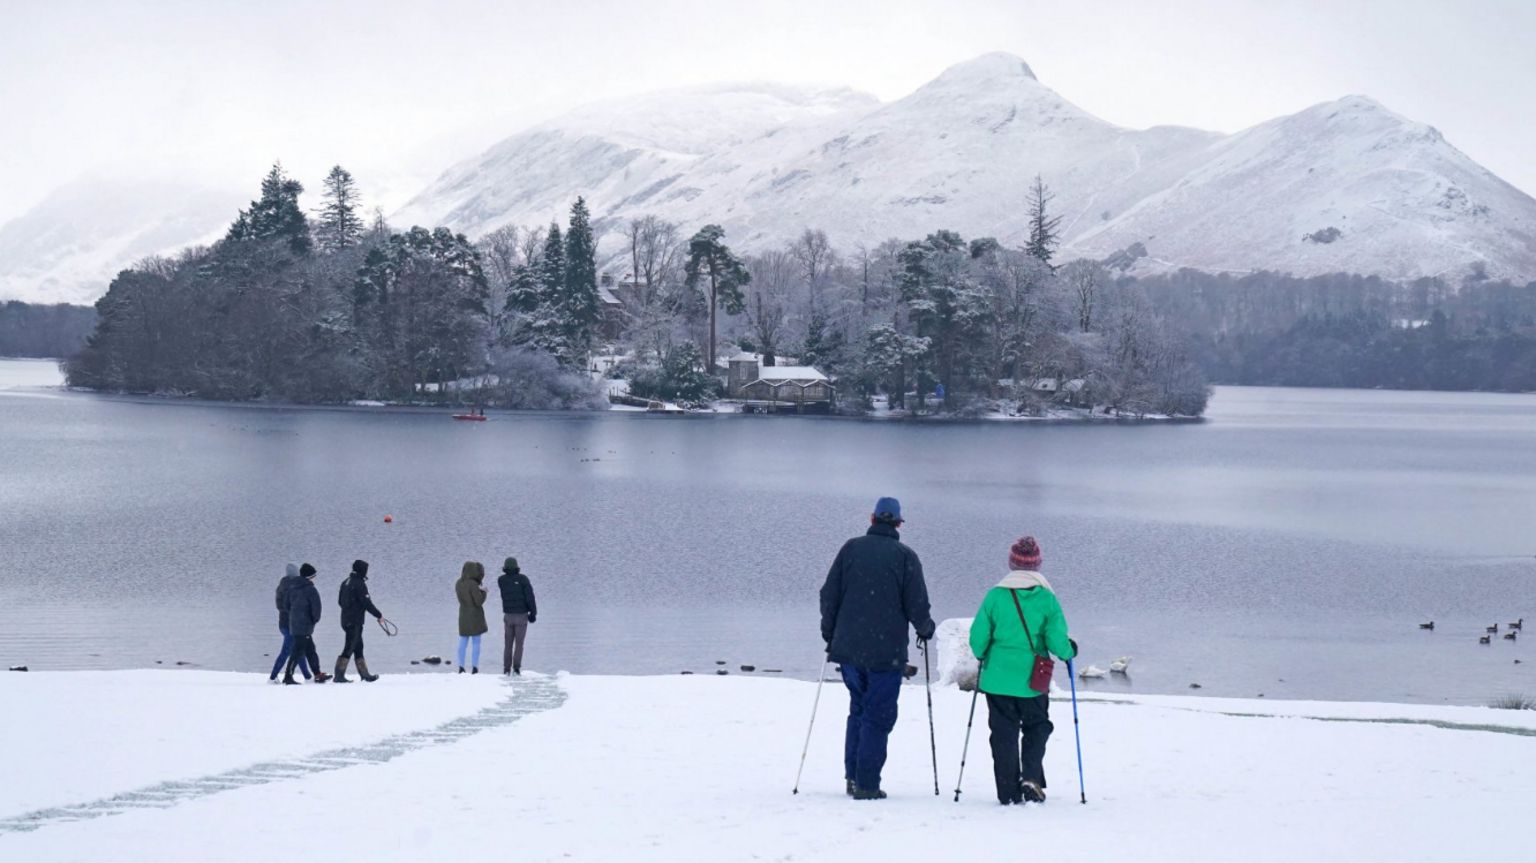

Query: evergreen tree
[
  {"left": 563, "top": 197, "right": 601, "bottom": 357},
  {"left": 683, "top": 224, "right": 750, "bottom": 372},
  {"left": 1025, "top": 174, "right": 1062, "bottom": 266},
  {"left": 540, "top": 222, "right": 565, "bottom": 299},
  {"left": 316, "top": 165, "right": 363, "bottom": 252},
  {"left": 226, "top": 162, "right": 311, "bottom": 255}
]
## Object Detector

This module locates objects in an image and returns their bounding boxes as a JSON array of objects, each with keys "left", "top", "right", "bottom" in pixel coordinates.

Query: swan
[
  {"left": 1109, "top": 656, "right": 1132, "bottom": 674},
  {"left": 1077, "top": 664, "right": 1108, "bottom": 679}
]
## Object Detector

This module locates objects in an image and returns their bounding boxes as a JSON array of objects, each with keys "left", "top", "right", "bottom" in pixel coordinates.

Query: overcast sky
[{"left": 2, "top": 0, "right": 1533, "bottom": 224}]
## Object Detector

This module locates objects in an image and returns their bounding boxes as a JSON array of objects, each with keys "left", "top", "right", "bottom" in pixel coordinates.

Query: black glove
[
  {"left": 1068, "top": 638, "right": 1079, "bottom": 657},
  {"left": 528, "top": 614, "right": 536, "bottom": 624}
]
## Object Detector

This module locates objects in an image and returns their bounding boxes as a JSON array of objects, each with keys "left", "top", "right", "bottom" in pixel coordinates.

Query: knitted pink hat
[{"left": 1009, "top": 536, "right": 1041, "bottom": 570}]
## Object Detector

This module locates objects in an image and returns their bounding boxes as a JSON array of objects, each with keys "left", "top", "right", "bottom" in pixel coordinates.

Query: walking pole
[
  {"left": 792, "top": 653, "right": 830, "bottom": 795},
  {"left": 921, "top": 638, "right": 939, "bottom": 795},
  {"left": 952, "top": 660, "right": 981, "bottom": 802},
  {"left": 1066, "top": 657, "right": 1087, "bottom": 804}
]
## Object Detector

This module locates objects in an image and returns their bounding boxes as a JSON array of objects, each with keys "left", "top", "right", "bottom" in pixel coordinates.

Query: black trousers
[
  {"left": 986, "top": 692, "right": 1053, "bottom": 803},
  {"left": 338, "top": 624, "right": 365, "bottom": 660},
  {"left": 285, "top": 634, "right": 321, "bottom": 679}
]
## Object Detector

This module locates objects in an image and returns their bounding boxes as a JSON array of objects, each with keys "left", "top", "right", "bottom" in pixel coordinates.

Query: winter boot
[
  {"left": 333, "top": 657, "right": 352, "bottom": 683},
  {"left": 513, "top": 665, "right": 521, "bottom": 676},
  {"left": 846, "top": 780, "right": 856, "bottom": 798},
  {"left": 282, "top": 674, "right": 300, "bottom": 685},
  {"left": 458, "top": 666, "right": 466, "bottom": 674},
  {"left": 313, "top": 670, "right": 331, "bottom": 683},
  {"left": 356, "top": 658, "right": 379, "bottom": 683},
  {"left": 472, "top": 667, "right": 479, "bottom": 675},
  {"left": 852, "top": 787, "right": 887, "bottom": 801},
  {"left": 1021, "top": 780, "right": 1046, "bottom": 803}
]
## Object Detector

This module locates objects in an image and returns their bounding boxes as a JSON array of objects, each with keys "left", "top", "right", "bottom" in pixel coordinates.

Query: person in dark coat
[
  {"left": 336, "top": 559, "right": 384, "bottom": 683},
  {"left": 269, "top": 563, "right": 312, "bottom": 683},
  {"left": 283, "top": 563, "right": 330, "bottom": 684},
  {"left": 456, "top": 561, "right": 489, "bottom": 674},
  {"left": 496, "top": 557, "right": 537, "bottom": 675},
  {"left": 819, "top": 496, "right": 936, "bottom": 800}
]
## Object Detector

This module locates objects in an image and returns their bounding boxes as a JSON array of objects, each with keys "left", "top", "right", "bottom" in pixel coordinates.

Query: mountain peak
[{"left": 929, "top": 52, "right": 1039, "bottom": 86}]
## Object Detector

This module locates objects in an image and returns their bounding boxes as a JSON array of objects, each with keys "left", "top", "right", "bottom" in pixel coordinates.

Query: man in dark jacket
[
  {"left": 269, "top": 563, "right": 312, "bottom": 683},
  {"left": 819, "top": 497, "right": 935, "bottom": 800},
  {"left": 336, "top": 559, "right": 384, "bottom": 683},
  {"left": 283, "top": 563, "right": 330, "bottom": 684},
  {"left": 496, "top": 557, "right": 537, "bottom": 675}
]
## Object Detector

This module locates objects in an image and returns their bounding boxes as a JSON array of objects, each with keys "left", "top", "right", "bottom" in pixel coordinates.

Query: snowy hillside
[
  {"left": 0, "top": 177, "right": 239, "bottom": 305},
  {"left": 398, "top": 52, "right": 1536, "bottom": 282}
]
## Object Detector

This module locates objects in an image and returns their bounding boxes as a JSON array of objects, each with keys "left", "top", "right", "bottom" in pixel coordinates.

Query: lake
[{"left": 1, "top": 357, "right": 1532, "bottom": 703}]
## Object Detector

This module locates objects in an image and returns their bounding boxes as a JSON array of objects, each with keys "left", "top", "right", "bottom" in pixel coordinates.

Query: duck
[
  {"left": 1504, "top": 631, "right": 1518, "bottom": 641},
  {"left": 1479, "top": 634, "right": 1492, "bottom": 645},
  {"left": 1418, "top": 621, "right": 1435, "bottom": 630},
  {"left": 1486, "top": 624, "right": 1500, "bottom": 634},
  {"left": 1511, "top": 618, "right": 1524, "bottom": 631},
  {"left": 1077, "top": 664, "right": 1108, "bottom": 679},
  {"left": 1109, "top": 656, "right": 1132, "bottom": 674}
]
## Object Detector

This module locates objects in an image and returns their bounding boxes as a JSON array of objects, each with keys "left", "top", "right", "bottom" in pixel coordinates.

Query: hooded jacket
[
  {"left": 497, "top": 567, "right": 537, "bottom": 619},
  {"left": 287, "top": 574, "right": 323, "bottom": 638},
  {"left": 819, "top": 522, "right": 936, "bottom": 670},
  {"left": 338, "top": 560, "right": 382, "bottom": 629},
  {"left": 456, "top": 562, "right": 489, "bottom": 637},
  {"left": 968, "top": 571, "right": 1076, "bottom": 698},
  {"left": 276, "top": 563, "right": 302, "bottom": 630}
]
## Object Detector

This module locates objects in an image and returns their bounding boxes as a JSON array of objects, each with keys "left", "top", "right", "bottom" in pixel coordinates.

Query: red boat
[{"left": 452, "top": 409, "right": 487, "bottom": 421}]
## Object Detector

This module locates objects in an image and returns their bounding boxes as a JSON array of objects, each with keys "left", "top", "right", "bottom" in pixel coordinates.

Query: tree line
[{"left": 0, "top": 301, "right": 96, "bottom": 358}]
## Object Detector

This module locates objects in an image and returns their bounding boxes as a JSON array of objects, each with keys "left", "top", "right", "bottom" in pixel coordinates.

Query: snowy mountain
[
  {"left": 0, "top": 177, "right": 239, "bottom": 305},
  {"left": 398, "top": 52, "right": 1536, "bottom": 282}
]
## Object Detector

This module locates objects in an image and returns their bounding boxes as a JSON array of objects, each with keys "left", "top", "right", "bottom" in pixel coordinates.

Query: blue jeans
[
  {"left": 841, "top": 665, "right": 903, "bottom": 791},
  {"left": 458, "top": 634, "right": 482, "bottom": 669},
  {"left": 270, "top": 624, "right": 311, "bottom": 680}
]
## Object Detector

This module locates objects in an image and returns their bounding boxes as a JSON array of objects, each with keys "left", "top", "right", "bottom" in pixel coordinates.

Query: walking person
[
  {"left": 336, "top": 559, "right": 385, "bottom": 683},
  {"left": 456, "top": 561, "right": 489, "bottom": 674},
  {"left": 283, "top": 563, "right": 330, "bottom": 684},
  {"left": 269, "top": 563, "right": 312, "bottom": 683},
  {"left": 496, "top": 557, "right": 537, "bottom": 675},
  {"left": 819, "top": 497, "right": 936, "bottom": 800},
  {"left": 968, "top": 536, "right": 1077, "bottom": 805}
]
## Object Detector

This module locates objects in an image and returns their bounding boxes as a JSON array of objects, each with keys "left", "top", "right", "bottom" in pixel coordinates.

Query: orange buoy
[{"left": 383, "top": 515, "right": 394, "bottom": 524}]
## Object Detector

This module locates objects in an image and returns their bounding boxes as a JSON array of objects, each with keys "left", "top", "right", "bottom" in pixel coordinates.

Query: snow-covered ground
[{"left": 3, "top": 669, "right": 1532, "bottom": 861}]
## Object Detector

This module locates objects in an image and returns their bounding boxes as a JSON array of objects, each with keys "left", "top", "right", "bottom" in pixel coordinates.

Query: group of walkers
[
  {"left": 819, "top": 497, "right": 1076, "bottom": 806},
  {"left": 268, "top": 556, "right": 538, "bottom": 684}
]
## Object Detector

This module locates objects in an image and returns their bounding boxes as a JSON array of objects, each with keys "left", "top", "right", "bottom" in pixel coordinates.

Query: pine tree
[
  {"left": 226, "top": 162, "right": 311, "bottom": 255},
  {"left": 683, "top": 224, "right": 750, "bottom": 372},
  {"left": 317, "top": 165, "right": 363, "bottom": 252},
  {"left": 1024, "top": 174, "right": 1062, "bottom": 266},
  {"left": 563, "top": 197, "right": 601, "bottom": 357},
  {"left": 540, "top": 222, "right": 565, "bottom": 297}
]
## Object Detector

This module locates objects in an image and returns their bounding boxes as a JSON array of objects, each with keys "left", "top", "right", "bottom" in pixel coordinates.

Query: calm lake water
[{"left": 1, "top": 357, "right": 1532, "bottom": 704}]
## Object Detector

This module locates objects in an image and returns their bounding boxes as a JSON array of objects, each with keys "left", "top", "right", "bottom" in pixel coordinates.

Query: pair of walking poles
[{"left": 793, "top": 644, "right": 1087, "bottom": 804}]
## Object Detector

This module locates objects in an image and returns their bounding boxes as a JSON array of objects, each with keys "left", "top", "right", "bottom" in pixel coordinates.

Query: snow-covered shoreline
[{"left": 3, "top": 670, "right": 1530, "bottom": 860}]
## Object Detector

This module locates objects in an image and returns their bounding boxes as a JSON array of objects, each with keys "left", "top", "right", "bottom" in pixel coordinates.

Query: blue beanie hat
[{"left": 873, "top": 496, "right": 903, "bottom": 523}]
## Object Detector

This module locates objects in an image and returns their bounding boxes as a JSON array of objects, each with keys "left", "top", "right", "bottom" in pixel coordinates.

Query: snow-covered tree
[
  {"left": 1025, "top": 174, "right": 1062, "bottom": 266},
  {"left": 316, "top": 165, "right": 364, "bottom": 252}
]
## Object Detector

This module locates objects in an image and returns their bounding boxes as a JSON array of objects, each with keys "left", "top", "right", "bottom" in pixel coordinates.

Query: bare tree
[
  {"left": 792, "top": 228, "right": 837, "bottom": 312},
  {"left": 744, "top": 249, "right": 796, "bottom": 364},
  {"left": 1062, "top": 259, "right": 1102, "bottom": 332},
  {"left": 518, "top": 224, "right": 546, "bottom": 269}
]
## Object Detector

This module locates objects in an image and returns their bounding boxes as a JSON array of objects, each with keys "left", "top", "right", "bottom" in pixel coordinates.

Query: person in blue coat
[{"left": 819, "top": 497, "right": 936, "bottom": 800}]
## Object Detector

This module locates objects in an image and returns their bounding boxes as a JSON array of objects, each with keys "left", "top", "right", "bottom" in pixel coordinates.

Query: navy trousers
[
  {"left": 270, "top": 624, "right": 311, "bottom": 680},
  {"left": 841, "top": 665, "right": 903, "bottom": 791}
]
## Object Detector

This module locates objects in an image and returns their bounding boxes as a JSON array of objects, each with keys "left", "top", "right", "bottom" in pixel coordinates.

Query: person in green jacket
[
  {"left": 968, "top": 536, "right": 1077, "bottom": 805},
  {"left": 456, "top": 561, "right": 489, "bottom": 674}
]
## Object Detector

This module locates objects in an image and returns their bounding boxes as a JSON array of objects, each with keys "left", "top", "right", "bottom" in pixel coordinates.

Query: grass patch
[{"left": 1489, "top": 693, "right": 1536, "bottom": 711}]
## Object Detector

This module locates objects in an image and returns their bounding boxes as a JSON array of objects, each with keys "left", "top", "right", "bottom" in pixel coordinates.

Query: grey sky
[{"left": 2, "top": 0, "right": 1532, "bottom": 224}]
